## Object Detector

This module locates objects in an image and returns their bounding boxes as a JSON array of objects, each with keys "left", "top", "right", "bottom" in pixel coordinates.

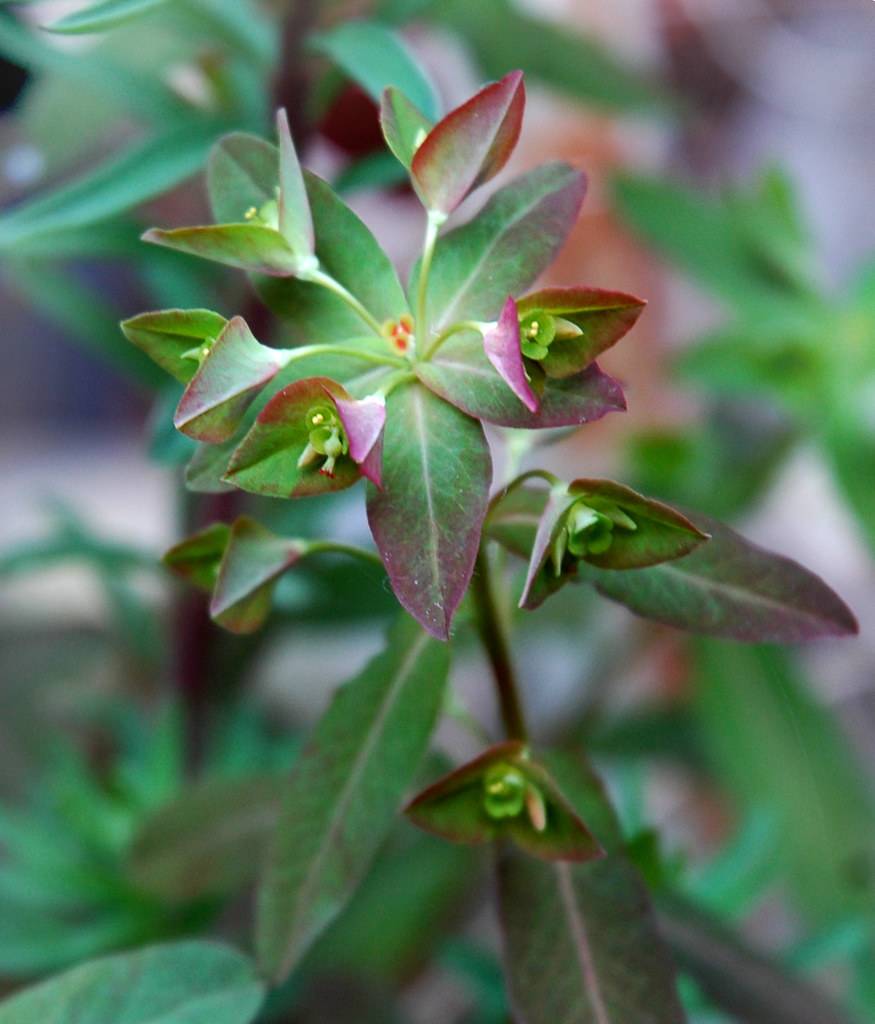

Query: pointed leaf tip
[
  {"left": 276, "top": 107, "right": 315, "bottom": 263},
  {"left": 483, "top": 296, "right": 539, "bottom": 412},
  {"left": 411, "top": 70, "right": 526, "bottom": 215}
]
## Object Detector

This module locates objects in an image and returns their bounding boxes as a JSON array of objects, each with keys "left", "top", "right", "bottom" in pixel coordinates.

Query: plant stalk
[{"left": 472, "top": 546, "right": 529, "bottom": 742}]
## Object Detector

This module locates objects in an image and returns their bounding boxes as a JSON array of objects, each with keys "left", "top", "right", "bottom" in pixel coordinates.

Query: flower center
[
  {"left": 297, "top": 403, "right": 348, "bottom": 477},
  {"left": 482, "top": 763, "right": 527, "bottom": 820},
  {"left": 382, "top": 314, "right": 415, "bottom": 355}
]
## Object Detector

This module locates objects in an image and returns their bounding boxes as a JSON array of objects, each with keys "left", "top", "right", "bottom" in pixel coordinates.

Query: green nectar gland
[
  {"left": 482, "top": 763, "right": 528, "bottom": 820},
  {"left": 297, "top": 403, "right": 349, "bottom": 477}
]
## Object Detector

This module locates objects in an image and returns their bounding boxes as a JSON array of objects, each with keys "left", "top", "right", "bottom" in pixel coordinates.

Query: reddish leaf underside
[
  {"left": 483, "top": 296, "right": 539, "bottom": 412},
  {"left": 174, "top": 317, "right": 285, "bottom": 443}
]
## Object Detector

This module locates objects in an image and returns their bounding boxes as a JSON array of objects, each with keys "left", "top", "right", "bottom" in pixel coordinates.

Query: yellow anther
[
  {"left": 244, "top": 206, "right": 258, "bottom": 220},
  {"left": 528, "top": 321, "right": 540, "bottom": 338}
]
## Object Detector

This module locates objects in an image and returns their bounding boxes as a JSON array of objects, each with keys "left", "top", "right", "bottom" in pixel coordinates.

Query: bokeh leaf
[
  {"left": 46, "top": 0, "right": 170, "bottom": 35},
  {"left": 0, "top": 941, "right": 264, "bottom": 1024},
  {"left": 256, "top": 615, "right": 449, "bottom": 981}
]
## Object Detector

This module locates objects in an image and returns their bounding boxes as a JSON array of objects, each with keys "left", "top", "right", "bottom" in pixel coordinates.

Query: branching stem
[
  {"left": 472, "top": 546, "right": 529, "bottom": 742},
  {"left": 279, "top": 344, "right": 404, "bottom": 369},
  {"left": 415, "top": 211, "right": 442, "bottom": 350},
  {"left": 422, "top": 319, "right": 484, "bottom": 361}
]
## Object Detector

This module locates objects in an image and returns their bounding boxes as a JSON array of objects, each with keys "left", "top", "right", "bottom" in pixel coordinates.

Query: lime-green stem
[
  {"left": 376, "top": 369, "right": 416, "bottom": 399},
  {"left": 305, "top": 267, "right": 384, "bottom": 336},
  {"left": 415, "top": 212, "right": 441, "bottom": 350},
  {"left": 422, "top": 319, "right": 484, "bottom": 361},
  {"left": 472, "top": 546, "right": 529, "bottom": 742},
  {"left": 279, "top": 344, "right": 404, "bottom": 369},
  {"left": 304, "top": 540, "right": 384, "bottom": 568}
]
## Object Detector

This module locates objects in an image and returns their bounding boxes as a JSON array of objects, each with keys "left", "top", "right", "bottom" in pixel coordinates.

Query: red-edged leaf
[
  {"left": 411, "top": 71, "right": 524, "bottom": 215},
  {"left": 578, "top": 513, "right": 859, "bottom": 642},
  {"left": 333, "top": 392, "right": 385, "bottom": 487},
  {"left": 380, "top": 86, "right": 433, "bottom": 168},
  {"left": 517, "top": 287, "right": 647, "bottom": 378},
  {"left": 519, "top": 480, "right": 709, "bottom": 607},
  {"left": 413, "top": 163, "right": 587, "bottom": 334},
  {"left": 211, "top": 516, "right": 306, "bottom": 633},
  {"left": 142, "top": 224, "right": 298, "bottom": 277},
  {"left": 174, "top": 317, "right": 285, "bottom": 443},
  {"left": 120, "top": 308, "right": 228, "bottom": 384},
  {"left": 224, "top": 377, "right": 363, "bottom": 498},
  {"left": 483, "top": 296, "right": 538, "bottom": 412},
  {"left": 366, "top": 382, "right": 492, "bottom": 639},
  {"left": 417, "top": 332, "right": 624, "bottom": 428},
  {"left": 162, "top": 522, "right": 231, "bottom": 592},
  {"left": 406, "top": 742, "right": 602, "bottom": 862},
  {"left": 276, "top": 108, "right": 314, "bottom": 263}
]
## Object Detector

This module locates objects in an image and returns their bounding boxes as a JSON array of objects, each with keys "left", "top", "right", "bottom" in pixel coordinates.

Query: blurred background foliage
[{"left": 0, "top": 1, "right": 873, "bottom": 1022}]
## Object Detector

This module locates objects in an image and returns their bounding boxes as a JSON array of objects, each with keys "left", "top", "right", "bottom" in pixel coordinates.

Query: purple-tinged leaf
[
  {"left": 276, "top": 108, "right": 314, "bottom": 263},
  {"left": 211, "top": 516, "right": 306, "bottom": 634},
  {"left": 257, "top": 615, "right": 449, "bottom": 982},
  {"left": 208, "top": 131, "right": 278, "bottom": 224},
  {"left": 128, "top": 774, "right": 284, "bottom": 902},
  {"left": 224, "top": 377, "right": 364, "bottom": 498},
  {"left": 380, "top": 86, "right": 433, "bottom": 169},
  {"left": 417, "top": 331, "right": 624, "bottom": 428},
  {"left": 120, "top": 308, "right": 228, "bottom": 383},
  {"left": 483, "top": 296, "right": 538, "bottom": 412},
  {"left": 412, "top": 163, "right": 586, "bottom": 334},
  {"left": 174, "top": 317, "right": 285, "bottom": 443},
  {"left": 406, "top": 742, "right": 602, "bottom": 863},
  {"left": 162, "top": 522, "right": 230, "bottom": 592},
  {"left": 143, "top": 224, "right": 298, "bottom": 277},
  {"left": 333, "top": 393, "right": 385, "bottom": 487},
  {"left": 411, "top": 71, "right": 524, "bottom": 215},
  {"left": 499, "top": 749, "right": 686, "bottom": 1024},
  {"left": 520, "top": 479, "right": 709, "bottom": 608},
  {"left": 486, "top": 483, "right": 547, "bottom": 560},
  {"left": 366, "top": 382, "right": 492, "bottom": 640},
  {"left": 517, "top": 287, "right": 647, "bottom": 378},
  {"left": 579, "top": 513, "right": 858, "bottom": 642}
]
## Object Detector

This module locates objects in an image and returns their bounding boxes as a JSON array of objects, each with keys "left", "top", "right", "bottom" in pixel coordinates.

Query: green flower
[{"left": 296, "top": 402, "right": 349, "bottom": 478}]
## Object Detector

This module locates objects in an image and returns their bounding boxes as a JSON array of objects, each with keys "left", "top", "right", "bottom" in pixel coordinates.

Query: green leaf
[
  {"left": 414, "top": 162, "right": 586, "bottom": 334},
  {"left": 143, "top": 223, "right": 300, "bottom": 276},
  {"left": 658, "top": 892, "right": 855, "bottom": 1024},
  {"left": 174, "top": 317, "right": 285, "bottom": 442},
  {"left": 406, "top": 741, "right": 602, "bottom": 862},
  {"left": 0, "top": 121, "right": 220, "bottom": 250},
  {"left": 498, "top": 750, "right": 686, "bottom": 1024},
  {"left": 411, "top": 71, "right": 524, "bottom": 215},
  {"left": 0, "top": 941, "right": 264, "bottom": 1024},
  {"left": 820, "top": 412, "right": 875, "bottom": 557},
  {"left": 311, "top": 20, "right": 439, "bottom": 121},
  {"left": 430, "top": 0, "right": 669, "bottom": 114},
  {"left": 380, "top": 87, "right": 433, "bottom": 169},
  {"left": 692, "top": 642, "right": 875, "bottom": 924},
  {"left": 256, "top": 615, "right": 450, "bottom": 981},
  {"left": 210, "top": 516, "right": 307, "bottom": 633},
  {"left": 419, "top": 336, "right": 626, "bottom": 428},
  {"left": 127, "top": 775, "right": 284, "bottom": 902},
  {"left": 121, "top": 308, "right": 229, "bottom": 384},
  {"left": 258, "top": 172, "right": 410, "bottom": 341},
  {"left": 366, "top": 382, "right": 492, "bottom": 639},
  {"left": 276, "top": 109, "right": 315, "bottom": 264},
  {"left": 578, "top": 513, "right": 858, "bottom": 642},
  {"left": 163, "top": 521, "right": 230, "bottom": 592},
  {"left": 207, "top": 131, "right": 277, "bottom": 224},
  {"left": 519, "top": 479, "right": 709, "bottom": 609},
  {"left": 46, "top": 0, "right": 170, "bottom": 35}
]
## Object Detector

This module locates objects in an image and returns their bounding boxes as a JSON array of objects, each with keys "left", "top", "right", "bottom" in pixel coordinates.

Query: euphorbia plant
[{"left": 111, "top": 71, "right": 857, "bottom": 1021}]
